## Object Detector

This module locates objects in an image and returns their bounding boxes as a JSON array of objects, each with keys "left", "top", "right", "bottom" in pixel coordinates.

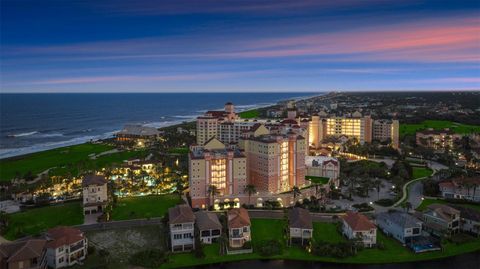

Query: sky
[{"left": 1, "top": 0, "right": 479, "bottom": 93}]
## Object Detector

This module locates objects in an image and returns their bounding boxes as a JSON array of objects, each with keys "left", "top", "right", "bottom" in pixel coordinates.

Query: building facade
[
  {"left": 416, "top": 128, "right": 462, "bottom": 151},
  {"left": 288, "top": 207, "right": 313, "bottom": 245},
  {"left": 82, "top": 174, "right": 108, "bottom": 215},
  {"left": 422, "top": 204, "right": 460, "bottom": 236},
  {"left": 227, "top": 208, "right": 251, "bottom": 249},
  {"left": 169, "top": 204, "right": 196, "bottom": 252},
  {"left": 45, "top": 227, "right": 87, "bottom": 269},
  {"left": 189, "top": 138, "right": 247, "bottom": 209},
  {"left": 439, "top": 177, "right": 480, "bottom": 202},
  {"left": 194, "top": 211, "right": 222, "bottom": 244},
  {"left": 376, "top": 211, "right": 422, "bottom": 245},
  {"left": 240, "top": 129, "right": 306, "bottom": 194},
  {"left": 341, "top": 211, "right": 377, "bottom": 247},
  {"left": 372, "top": 119, "right": 400, "bottom": 149}
]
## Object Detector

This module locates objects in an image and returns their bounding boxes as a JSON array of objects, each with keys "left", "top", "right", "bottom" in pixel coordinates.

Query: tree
[
  {"left": 207, "top": 185, "right": 220, "bottom": 208},
  {"left": 244, "top": 184, "right": 256, "bottom": 206},
  {"left": 405, "top": 202, "right": 412, "bottom": 212},
  {"left": 292, "top": 186, "right": 301, "bottom": 202},
  {"left": 174, "top": 178, "right": 184, "bottom": 199},
  {"left": 374, "top": 179, "right": 384, "bottom": 200}
]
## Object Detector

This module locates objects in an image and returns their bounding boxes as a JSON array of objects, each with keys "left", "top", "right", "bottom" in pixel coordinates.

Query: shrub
[
  {"left": 256, "top": 239, "right": 282, "bottom": 256},
  {"left": 311, "top": 240, "right": 356, "bottom": 258},
  {"left": 87, "top": 245, "right": 96, "bottom": 255},
  {"left": 374, "top": 199, "right": 395, "bottom": 207},
  {"left": 129, "top": 249, "right": 167, "bottom": 268}
]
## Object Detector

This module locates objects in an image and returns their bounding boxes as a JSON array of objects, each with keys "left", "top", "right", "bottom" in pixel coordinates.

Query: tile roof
[
  {"left": 0, "top": 239, "right": 46, "bottom": 263},
  {"left": 288, "top": 207, "right": 313, "bottom": 229},
  {"left": 169, "top": 204, "right": 195, "bottom": 224},
  {"left": 450, "top": 205, "right": 480, "bottom": 222},
  {"left": 194, "top": 211, "right": 222, "bottom": 231},
  {"left": 228, "top": 208, "right": 250, "bottom": 229},
  {"left": 342, "top": 211, "right": 376, "bottom": 231},
  {"left": 46, "top": 227, "right": 84, "bottom": 249},
  {"left": 425, "top": 204, "right": 460, "bottom": 221},
  {"left": 82, "top": 174, "right": 108, "bottom": 187},
  {"left": 376, "top": 211, "right": 422, "bottom": 229}
]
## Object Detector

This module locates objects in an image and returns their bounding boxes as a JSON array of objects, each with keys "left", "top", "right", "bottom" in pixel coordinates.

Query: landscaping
[
  {"left": 239, "top": 109, "right": 260, "bottom": 119},
  {"left": 400, "top": 120, "right": 480, "bottom": 137},
  {"left": 305, "top": 176, "right": 330, "bottom": 185},
  {"left": 3, "top": 202, "right": 83, "bottom": 240},
  {"left": 0, "top": 143, "right": 114, "bottom": 182},
  {"left": 167, "top": 147, "right": 189, "bottom": 154},
  {"left": 111, "top": 194, "right": 182, "bottom": 220},
  {"left": 412, "top": 167, "right": 433, "bottom": 179},
  {"left": 160, "top": 218, "right": 480, "bottom": 268},
  {"left": 416, "top": 198, "right": 480, "bottom": 212}
]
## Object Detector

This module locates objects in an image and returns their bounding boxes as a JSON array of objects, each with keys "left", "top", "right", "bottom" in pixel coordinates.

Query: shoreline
[{"left": 0, "top": 92, "right": 324, "bottom": 160}]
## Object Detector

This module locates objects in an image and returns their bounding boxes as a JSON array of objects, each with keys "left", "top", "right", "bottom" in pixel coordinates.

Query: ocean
[{"left": 0, "top": 92, "right": 319, "bottom": 159}]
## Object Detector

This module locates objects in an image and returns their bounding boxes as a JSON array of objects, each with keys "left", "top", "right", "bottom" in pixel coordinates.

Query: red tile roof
[
  {"left": 228, "top": 208, "right": 251, "bottom": 229},
  {"left": 46, "top": 226, "right": 84, "bottom": 249},
  {"left": 342, "top": 211, "right": 376, "bottom": 231},
  {"left": 0, "top": 239, "right": 46, "bottom": 263}
]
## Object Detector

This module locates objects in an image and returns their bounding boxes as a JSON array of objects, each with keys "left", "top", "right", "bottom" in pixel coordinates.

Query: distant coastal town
[{"left": 1, "top": 91, "right": 480, "bottom": 269}]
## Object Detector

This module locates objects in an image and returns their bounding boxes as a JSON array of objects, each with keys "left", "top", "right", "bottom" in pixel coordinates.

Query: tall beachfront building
[
  {"left": 239, "top": 125, "right": 306, "bottom": 194},
  {"left": 308, "top": 111, "right": 399, "bottom": 149},
  {"left": 189, "top": 138, "right": 247, "bottom": 209}
]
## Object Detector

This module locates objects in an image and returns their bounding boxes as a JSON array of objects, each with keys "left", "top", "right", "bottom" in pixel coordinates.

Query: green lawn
[
  {"left": 4, "top": 202, "right": 83, "bottom": 240},
  {"left": 239, "top": 109, "right": 260, "bottom": 119},
  {"left": 412, "top": 167, "right": 433, "bottom": 179},
  {"left": 305, "top": 176, "right": 330, "bottom": 185},
  {"left": 111, "top": 194, "right": 182, "bottom": 220},
  {"left": 161, "top": 219, "right": 480, "bottom": 268},
  {"left": 400, "top": 120, "right": 480, "bottom": 137},
  {"left": 416, "top": 198, "right": 480, "bottom": 212}
]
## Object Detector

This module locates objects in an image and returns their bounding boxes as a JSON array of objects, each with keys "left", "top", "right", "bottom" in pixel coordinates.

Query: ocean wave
[{"left": 7, "top": 131, "right": 38, "bottom": 137}]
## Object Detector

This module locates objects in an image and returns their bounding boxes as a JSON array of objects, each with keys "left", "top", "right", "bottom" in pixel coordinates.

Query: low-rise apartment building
[
  {"left": 416, "top": 128, "right": 462, "bottom": 151},
  {"left": 169, "top": 204, "right": 196, "bottom": 252},
  {"left": 439, "top": 177, "right": 480, "bottom": 202}
]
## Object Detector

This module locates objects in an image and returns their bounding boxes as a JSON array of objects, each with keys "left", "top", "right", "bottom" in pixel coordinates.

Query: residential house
[
  {"left": 422, "top": 204, "right": 460, "bottom": 236},
  {"left": 82, "top": 174, "right": 109, "bottom": 215},
  {"left": 376, "top": 211, "right": 422, "bottom": 245},
  {"left": 194, "top": 211, "right": 222, "bottom": 244},
  {"left": 45, "top": 227, "right": 87, "bottom": 269},
  {"left": 439, "top": 177, "right": 480, "bottom": 202},
  {"left": 169, "top": 204, "right": 196, "bottom": 252},
  {"left": 0, "top": 239, "right": 47, "bottom": 269},
  {"left": 288, "top": 207, "right": 313, "bottom": 245},
  {"left": 452, "top": 205, "right": 480, "bottom": 236},
  {"left": 341, "top": 211, "right": 377, "bottom": 247},
  {"left": 227, "top": 208, "right": 251, "bottom": 248}
]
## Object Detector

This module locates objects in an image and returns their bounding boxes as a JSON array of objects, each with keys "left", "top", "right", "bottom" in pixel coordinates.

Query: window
[
  {"left": 59, "top": 257, "right": 64, "bottom": 263},
  {"left": 173, "top": 234, "right": 182, "bottom": 240}
]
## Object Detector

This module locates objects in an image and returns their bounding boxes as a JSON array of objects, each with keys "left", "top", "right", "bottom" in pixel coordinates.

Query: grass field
[
  {"left": 305, "top": 176, "right": 330, "bottom": 185},
  {"left": 412, "top": 167, "right": 433, "bottom": 179},
  {"left": 4, "top": 202, "right": 83, "bottom": 240},
  {"left": 400, "top": 120, "right": 480, "bottom": 137},
  {"left": 416, "top": 198, "right": 480, "bottom": 212},
  {"left": 161, "top": 219, "right": 480, "bottom": 268},
  {"left": 111, "top": 194, "right": 182, "bottom": 220},
  {"left": 0, "top": 143, "right": 114, "bottom": 181},
  {"left": 167, "top": 147, "right": 189, "bottom": 154},
  {"left": 239, "top": 109, "right": 260, "bottom": 119}
]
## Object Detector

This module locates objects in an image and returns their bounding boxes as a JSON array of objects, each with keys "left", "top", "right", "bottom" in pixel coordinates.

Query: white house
[
  {"left": 82, "top": 174, "right": 109, "bottom": 215},
  {"left": 288, "top": 207, "right": 313, "bottom": 245},
  {"left": 194, "top": 210, "right": 222, "bottom": 244},
  {"left": 169, "top": 204, "right": 196, "bottom": 252},
  {"left": 45, "top": 227, "right": 87, "bottom": 269},
  {"left": 342, "top": 211, "right": 377, "bottom": 247}
]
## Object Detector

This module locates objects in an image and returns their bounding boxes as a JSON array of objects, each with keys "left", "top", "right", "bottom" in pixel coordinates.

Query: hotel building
[
  {"left": 189, "top": 138, "right": 247, "bottom": 209},
  {"left": 309, "top": 111, "right": 399, "bottom": 149},
  {"left": 239, "top": 125, "right": 306, "bottom": 194}
]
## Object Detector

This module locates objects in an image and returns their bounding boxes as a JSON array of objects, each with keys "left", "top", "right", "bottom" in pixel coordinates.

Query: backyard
[
  {"left": 3, "top": 202, "right": 83, "bottom": 240},
  {"left": 161, "top": 218, "right": 480, "bottom": 268},
  {"left": 412, "top": 167, "right": 433, "bottom": 179},
  {"left": 111, "top": 194, "right": 182, "bottom": 220},
  {"left": 400, "top": 120, "right": 480, "bottom": 137},
  {"left": 416, "top": 198, "right": 480, "bottom": 212}
]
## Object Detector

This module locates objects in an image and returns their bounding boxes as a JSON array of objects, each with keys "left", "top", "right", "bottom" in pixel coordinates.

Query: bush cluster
[{"left": 256, "top": 239, "right": 282, "bottom": 256}]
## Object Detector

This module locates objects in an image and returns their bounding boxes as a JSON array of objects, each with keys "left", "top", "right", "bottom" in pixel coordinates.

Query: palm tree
[
  {"left": 244, "top": 184, "right": 256, "bottom": 206},
  {"left": 292, "top": 186, "right": 301, "bottom": 202},
  {"left": 374, "top": 178, "right": 384, "bottom": 200},
  {"left": 405, "top": 202, "right": 412, "bottom": 212},
  {"left": 207, "top": 185, "right": 220, "bottom": 208},
  {"left": 174, "top": 178, "right": 184, "bottom": 199}
]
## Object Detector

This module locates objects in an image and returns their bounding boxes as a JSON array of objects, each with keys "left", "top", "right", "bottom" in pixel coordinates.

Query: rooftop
[
  {"left": 376, "top": 211, "right": 422, "bottom": 228},
  {"left": 0, "top": 239, "right": 46, "bottom": 263},
  {"left": 82, "top": 174, "right": 108, "bottom": 187},
  {"left": 194, "top": 211, "right": 222, "bottom": 231},
  {"left": 169, "top": 204, "right": 195, "bottom": 224},
  {"left": 288, "top": 207, "right": 313, "bottom": 229},
  {"left": 342, "top": 211, "right": 376, "bottom": 231},
  {"left": 228, "top": 208, "right": 251, "bottom": 229},
  {"left": 46, "top": 226, "right": 84, "bottom": 249}
]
